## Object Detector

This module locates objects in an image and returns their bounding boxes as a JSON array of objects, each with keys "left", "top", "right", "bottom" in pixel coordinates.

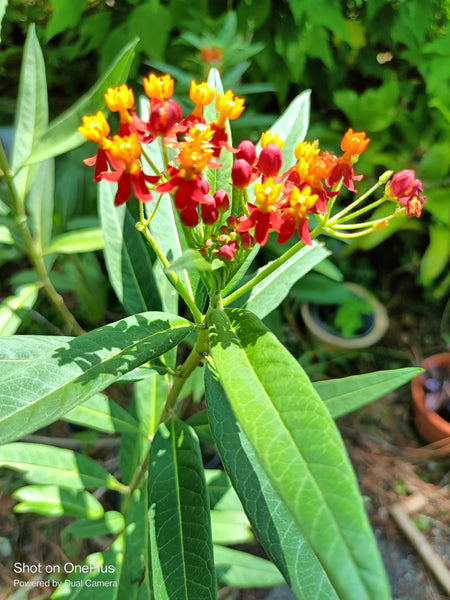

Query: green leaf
[
  {"left": 52, "top": 539, "right": 123, "bottom": 598},
  {"left": 204, "top": 469, "right": 243, "bottom": 510},
  {"left": 63, "top": 393, "right": 140, "bottom": 434},
  {"left": 0, "top": 335, "right": 72, "bottom": 378},
  {"left": 26, "top": 158, "right": 54, "bottom": 252},
  {"left": 210, "top": 509, "right": 253, "bottom": 545},
  {"left": 117, "top": 484, "right": 150, "bottom": 599},
  {"left": 148, "top": 419, "right": 216, "bottom": 600},
  {"left": 13, "top": 484, "right": 104, "bottom": 519},
  {"left": 420, "top": 223, "right": 450, "bottom": 286},
  {"left": 207, "top": 308, "right": 391, "bottom": 600},
  {"left": 205, "top": 366, "right": 339, "bottom": 600},
  {"left": 263, "top": 89, "right": 311, "bottom": 170},
  {"left": 0, "top": 443, "right": 124, "bottom": 491},
  {"left": 0, "top": 283, "right": 39, "bottom": 336},
  {"left": 46, "top": 0, "right": 87, "bottom": 41},
  {"left": 0, "top": 0, "right": 7, "bottom": 43},
  {"left": 241, "top": 242, "right": 330, "bottom": 318},
  {"left": 167, "top": 249, "right": 223, "bottom": 273},
  {"left": 11, "top": 24, "right": 48, "bottom": 203},
  {"left": 314, "top": 367, "right": 424, "bottom": 419},
  {"left": 204, "top": 68, "right": 233, "bottom": 199},
  {"left": 128, "top": 0, "right": 172, "bottom": 61},
  {"left": 186, "top": 410, "right": 214, "bottom": 443},
  {"left": 44, "top": 227, "right": 104, "bottom": 255},
  {"left": 0, "top": 311, "right": 192, "bottom": 445},
  {"left": 26, "top": 39, "right": 138, "bottom": 165},
  {"left": 99, "top": 181, "right": 162, "bottom": 315},
  {"left": 66, "top": 511, "right": 125, "bottom": 538},
  {"left": 214, "top": 545, "right": 286, "bottom": 588}
]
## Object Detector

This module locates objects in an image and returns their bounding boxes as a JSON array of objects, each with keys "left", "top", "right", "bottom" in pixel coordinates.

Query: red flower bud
[
  {"left": 148, "top": 99, "right": 182, "bottom": 136},
  {"left": 236, "top": 140, "right": 257, "bottom": 165},
  {"left": 216, "top": 241, "right": 238, "bottom": 261},
  {"left": 201, "top": 195, "right": 219, "bottom": 225},
  {"left": 232, "top": 158, "right": 253, "bottom": 188},
  {"left": 258, "top": 143, "right": 282, "bottom": 177},
  {"left": 180, "top": 203, "right": 199, "bottom": 227},
  {"left": 239, "top": 231, "right": 254, "bottom": 249},
  {"left": 214, "top": 189, "right": 230, "bottom": 211}
]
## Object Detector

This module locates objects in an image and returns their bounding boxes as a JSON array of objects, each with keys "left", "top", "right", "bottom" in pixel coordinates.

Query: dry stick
[{"left": 389, "top": 501, "right": 450, "bottom": 596}]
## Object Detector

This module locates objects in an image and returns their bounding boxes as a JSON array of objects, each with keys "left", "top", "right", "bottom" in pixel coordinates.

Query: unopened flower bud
[
  {"left": 378, "top": 170, "right": 394, "bottom": 184},
  {"left": 201, "top": 195, "right": 219, "bottom": 225},
  {"left": 180, "top": 204, "right": 199, "bottom": 227},
  {"left": 373, "top": 219, "right": 389, "bottom": 231},
  {"left": 216, "top": 241, "right": 237, "bottom": 261},
  {"left": 148, "top": 99, "right": 182, "bottom": 136},
  {"left": 258, "top": 144, "right": 283, "bottom": 177},
  {"left": 239, "top": 231, "right": 254, "bottom": 249},
  {"left": 236, "top": 140, "right": 257, "bottom": 165},
  {"left": 214, "top": 189, "right": 230, "bottom": 211},
  {"left": 232, "top": 159, "right": 253, "bottom": 188}
]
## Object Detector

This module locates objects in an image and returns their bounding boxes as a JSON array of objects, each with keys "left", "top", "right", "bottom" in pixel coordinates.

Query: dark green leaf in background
[
  {"left": 148, "top": 419, "right": 216, "bottom": 600},
  {"left": 99, "top": 181, "right": 162, "bottom": 315},
  {"left": 26, "top": 39, "right": 138, "bottom": 165}
]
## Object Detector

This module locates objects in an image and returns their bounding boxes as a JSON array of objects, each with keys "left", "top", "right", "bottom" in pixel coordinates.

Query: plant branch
[{"left": 0, "top": 141, "right": 85, "bottom": 335}]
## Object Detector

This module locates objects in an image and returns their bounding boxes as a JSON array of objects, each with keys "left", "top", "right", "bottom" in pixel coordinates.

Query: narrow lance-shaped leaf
[
  {"left": 99, "top": 180, "right": 162, "bottom": 315},
  {"left": 13, "top": 485, "right": 104, "bottom": 519},
  {"left": 0, "top": 283, "right": 39, "bottom": 336},
  {"left": 26, "top": 39, "right": 139, "bottom": 165},
  {"left": 11, "top": 24, "right": 48, "bottom": 203},
  {"left": 240, "top": 241, "right": 330, "bottom": 318},
  {"left": 63, "top": 393, "right": 140, "bottom": 434},
  {"left": 314, "top": 367, "right": 423, "bottom": 419},
  {"left": 205, "top": 366, "right": 338, "bottom": 600},
  {"left": 0, "top": 443, "right": 124, "bottom": 492},
  {"left": 148, "top": 419, "right": 216, "bottom": 600},
  {"left": 208, "top": 308, "right": 391, "bottom": 600},
  {"left": 0, "top": 335, "right": 72, "bottom": 378},
  {"left": 214, "top": 545, "right": 286, "bottom": 589},
  {"left": 0, "top": 311, "right": 192, "bottom": 445}
]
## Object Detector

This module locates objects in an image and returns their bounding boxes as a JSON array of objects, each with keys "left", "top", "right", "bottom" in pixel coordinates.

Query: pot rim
[
  {"left": 412, "top": 352, "right": 450, "bottom": 439},
  {"left": 300, "top": 282, "right": 389, "bottom": 349}
]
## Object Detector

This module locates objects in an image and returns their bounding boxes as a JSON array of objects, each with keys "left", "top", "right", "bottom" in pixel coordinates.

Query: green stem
[
  {"left": 0, "top": 142, "right": 85, "bottom": 335},
  {"left": 136, "top": 213, "right": 204, "bottom": 324},
  {"left": 328, "top": 179, "right": 383, "bottom": 224},
  {"left": 140, "top": 147, "right": 163, "bottom": 178},
  {"left": 330, "top": 196, "right": 387, "bottom": 225},
  {"left": 222, "top": 223, "right": 323, "bottom": 307},
  {"left": 159, "top": 324, "right": 209, "bottom": 422}
]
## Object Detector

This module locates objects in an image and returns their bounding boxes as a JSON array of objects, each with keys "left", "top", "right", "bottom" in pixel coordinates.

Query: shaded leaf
[
  {"left": 0, "top": 283, "right": 39, "bottom": 336},
  {"left": 148, "top": 419, "right": 216, "bottom": 600},
  {"left": 99, "top": 181, "right": 162, "bottom": 315},
  {"left": 44, "top": 227, "right": 104, "bottom": 255},
  {"left": 63, "top": 393, "right": 140, "bottom": 434},
  {"left": 26, "top": 39, "right": 138, "bottom": 165},
  {"left": 0, "top": 443, "right": 124, "bottom": 491},
  {"left": 13, "top": 484, "right": 104, "bottom": 519},
  {"left": 214, "top": 545, "right": 286, "bottom": 588},
  {"left": 0, "top": 311, "right": 192, "bottom": 444},
  {"left": 67, "top": 511, "right": 125, "bottom": 538}
]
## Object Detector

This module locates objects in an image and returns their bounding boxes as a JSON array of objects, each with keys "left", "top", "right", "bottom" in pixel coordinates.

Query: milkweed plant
[{"left": 0, "top": 31, "right": 427, "bottom": 599}]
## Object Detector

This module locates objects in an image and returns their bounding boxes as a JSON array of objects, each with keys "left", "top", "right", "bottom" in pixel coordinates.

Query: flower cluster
[{"left": 79, "top": 73, "right": 425, "bottom": 266}]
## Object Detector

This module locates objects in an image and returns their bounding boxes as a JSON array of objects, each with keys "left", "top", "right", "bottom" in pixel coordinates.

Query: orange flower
[
  {"left": 215, "top": 90, "right": 245, "bottom": 128},
  {"left": 261, "top": 131, "right": 284, "bottom": 149},
  {"left": 189, "top": 81, "right": 216, "bottom": 118},
  {"left": 200, "top": 47, "right": 222, "bottom": 64},
  {"left": 143, "top": 73, "right": 174, "bottom": 100},
  {"left": 78, "top": 111, "right": 110, "bottom": 145},
  {"left": 341, "top": 128, "right": 370, "bottom": 158}
]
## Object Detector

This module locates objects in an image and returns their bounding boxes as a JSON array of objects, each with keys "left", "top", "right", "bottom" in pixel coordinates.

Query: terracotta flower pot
[{"left": 412, "top": 353, "right": 450, "bottom": 443}]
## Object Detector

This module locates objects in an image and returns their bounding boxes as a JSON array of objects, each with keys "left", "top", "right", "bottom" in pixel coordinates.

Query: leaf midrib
[{"left": 222, "top": 312, "right": 372, "bottom": 598}]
